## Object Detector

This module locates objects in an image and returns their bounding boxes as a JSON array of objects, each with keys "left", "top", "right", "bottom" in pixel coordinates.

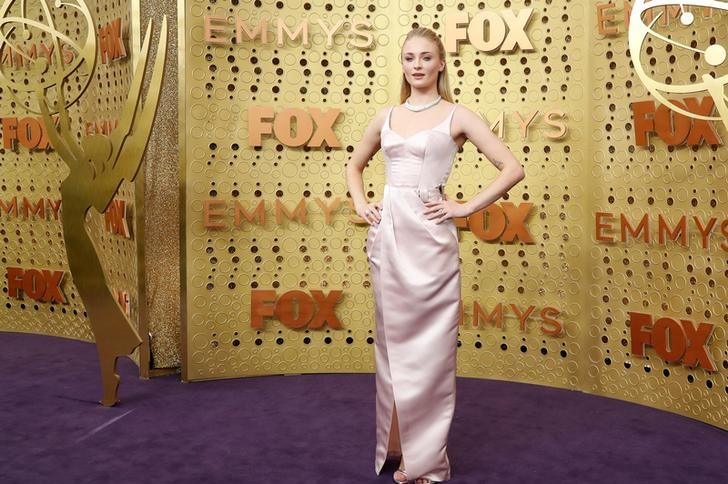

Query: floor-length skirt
[{"left": 367, "top": 184, "right": 460, "bottom": 482}]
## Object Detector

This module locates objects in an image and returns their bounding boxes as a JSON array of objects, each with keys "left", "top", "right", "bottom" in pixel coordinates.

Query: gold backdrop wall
[
  {"left": 0, "top": 0, "right": 143, "bottom": 364},
  {"left": 589, "top": 0, "right": 728, "bottom": 427},
  {"left": 180, "top": 0, "right": 728, "bottom": 429}
]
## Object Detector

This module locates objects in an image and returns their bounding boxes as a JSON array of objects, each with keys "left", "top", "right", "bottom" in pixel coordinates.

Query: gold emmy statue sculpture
[
  {"left": 0, "top": 0, "right": 167, "bottom": 406},
  {"left": 629, "top": 0, "right": 728, "bottom": 132}
]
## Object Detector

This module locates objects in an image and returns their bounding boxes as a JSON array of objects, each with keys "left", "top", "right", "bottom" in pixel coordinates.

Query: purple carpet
[{"left": 0, "top": 332, "right": 725, "bottom": 484}]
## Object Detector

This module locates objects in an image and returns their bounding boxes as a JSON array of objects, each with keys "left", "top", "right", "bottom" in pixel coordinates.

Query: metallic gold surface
[
  {"left": 40, "top": 14, "right": 167, "bottom": 405},
  {"left": 0, "top": 0, "right": 96, "bottom": 114},
  {"left": 628, "top": 0, "right": 728, "bottom": 132},
  {"left": 589, "top": 0, "right": 728, "bottom": 428},
  {"left": 0, "top": 0, "right": 168, "bottom": 405},
  {"left": 0, "top": 0, "right": 134, "bottom": 346},
  {"left": 178, "top": 0, "right": 189, "bottom": 381},
  {"left": 181, "top": 0, "right": 728, "bottom": 430},
  {"left": 140, "top": 0, "right": 181, "bottom": 371},
  {"left": 131, "top": 0, "right": 149, "bottom": 376}
]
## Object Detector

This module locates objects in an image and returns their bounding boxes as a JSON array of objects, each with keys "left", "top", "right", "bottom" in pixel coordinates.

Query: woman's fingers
[
  {"left": 434, "top": 210, "right": 448, "bottom": 224},
  {"left": 423, "top": 202, "right": 443, "bottom": 216},
  {"left": 363, "top": 203, "right": 381, "bottom": 225},
  {"left": 372, "top": 204, "right": 382, "bottom": 223},
  {"left": 424, "top": 199, "right": 462, "bottom": 224}
]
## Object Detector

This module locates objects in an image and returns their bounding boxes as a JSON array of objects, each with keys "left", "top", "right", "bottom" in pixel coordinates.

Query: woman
[{"left": 345, "top": 27, "right": 525, "bottom": 484}]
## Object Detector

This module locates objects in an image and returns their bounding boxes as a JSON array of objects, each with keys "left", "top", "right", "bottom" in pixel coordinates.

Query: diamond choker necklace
[{"left": 404, "top": 95, "right": 442, "bottom": 112}]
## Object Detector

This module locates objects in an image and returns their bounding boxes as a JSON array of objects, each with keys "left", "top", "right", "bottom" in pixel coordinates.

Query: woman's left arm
[{"left": 426, "top": 106, "right": 525, "bottom": 222}]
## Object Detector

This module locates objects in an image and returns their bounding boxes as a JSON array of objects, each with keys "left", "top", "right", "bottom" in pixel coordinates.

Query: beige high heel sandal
[
  {"left": 393, "top": 468, "right": 408, "bottom": 484},
  {"left": 394, "top": 468, "right": 439, "bottom": 484}
]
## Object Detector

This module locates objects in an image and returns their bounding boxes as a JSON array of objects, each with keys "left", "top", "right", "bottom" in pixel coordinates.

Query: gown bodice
[{"left": 380, "top": 105, "right": 458, "bottom": 202}]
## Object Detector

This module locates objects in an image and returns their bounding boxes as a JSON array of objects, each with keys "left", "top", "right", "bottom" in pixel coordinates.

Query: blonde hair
[{"left": 399, "top": 27, "right": 454, "bottom": 104}]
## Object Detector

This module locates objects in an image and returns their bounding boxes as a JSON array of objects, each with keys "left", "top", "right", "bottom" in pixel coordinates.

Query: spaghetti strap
[
  {"left": 383, "top": 106, "right": 395, "bottom": 132},
  {"left": 446, "top": 104, "right": 458, "bottom": 120},
  {"left": 427, "top": 104, "right": 458, "bottom": 137},
  {"left": 445, "top": 104, "right": 458, "bottom": 136}
]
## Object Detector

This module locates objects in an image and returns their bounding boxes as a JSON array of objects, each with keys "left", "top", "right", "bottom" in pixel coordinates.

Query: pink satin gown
[{"left": 367, "top": 105, "right": 461, "bottom": 482}]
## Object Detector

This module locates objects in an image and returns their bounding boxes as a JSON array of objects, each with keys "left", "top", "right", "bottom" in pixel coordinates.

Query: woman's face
[{"left": 401, "top": 36, "right": 444, "bottom": 91}]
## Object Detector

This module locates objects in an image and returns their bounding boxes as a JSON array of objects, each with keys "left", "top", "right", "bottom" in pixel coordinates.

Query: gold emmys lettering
[{"left": 0, "top": 0, "right": 167, "bottom": 406}]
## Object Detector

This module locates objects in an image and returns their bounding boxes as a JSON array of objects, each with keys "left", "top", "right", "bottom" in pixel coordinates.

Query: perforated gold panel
[
  {"left": 589, "top": 1, "right": 728, "bottom": 427},
  {"left": 182, "top": 0, "right": 399, "bottom": 380},
  {"left": 0, "top": 0, "right": 142, "bottom": 364},
  {"left": 181, "top": 0, "right": 728, "bottom": 429}
]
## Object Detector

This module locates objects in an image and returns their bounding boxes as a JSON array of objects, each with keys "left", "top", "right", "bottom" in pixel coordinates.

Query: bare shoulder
[
  {"left": 450, "top": 103, "right": 480, "bottom": 123},
  {"left": 450, "top": 103, "right": 484, "bottom": 137},
  {"left": 368, "top": 106, "right": 392, "bottom": 132}
]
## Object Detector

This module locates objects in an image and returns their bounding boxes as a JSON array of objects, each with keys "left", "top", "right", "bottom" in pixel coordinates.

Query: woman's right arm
[{"left": 345, "top": 108, "right": 389, "bottom": 225}]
